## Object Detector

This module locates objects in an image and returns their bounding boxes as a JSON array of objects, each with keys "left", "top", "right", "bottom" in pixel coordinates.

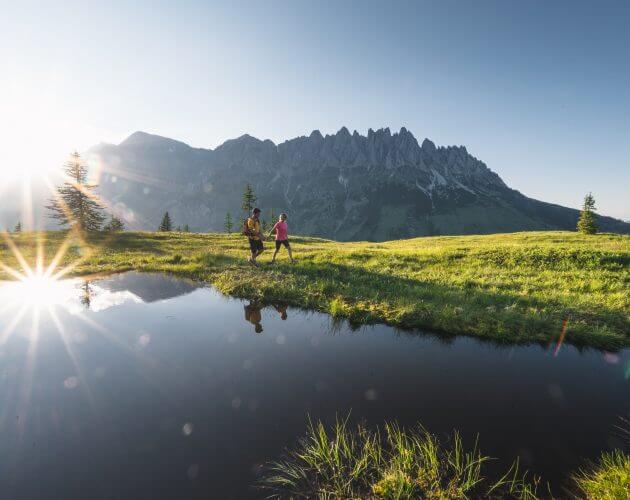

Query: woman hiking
[{"left": 268, "top": 213, "right": 295, "bottom": 264}]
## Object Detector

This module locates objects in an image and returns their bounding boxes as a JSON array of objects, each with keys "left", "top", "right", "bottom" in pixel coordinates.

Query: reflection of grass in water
[
  {"left": 573, "top": 450, "right": 630, "bottom": 500},
  {"left": 615, "top": 416, "right": 630, "bottom": 444},
  {"left": 1, "top": 230, "right": 629, "bottom": 349},
  {"left": 259, "top": 417, "right": 543, "bottom": 499}
]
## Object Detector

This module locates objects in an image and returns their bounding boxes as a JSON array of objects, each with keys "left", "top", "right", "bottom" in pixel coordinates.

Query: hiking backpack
[{"left": 241, "top": 218, "right": 251, "bottom": 237}]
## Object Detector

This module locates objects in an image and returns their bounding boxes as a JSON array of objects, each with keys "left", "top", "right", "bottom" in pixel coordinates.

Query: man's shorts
[
  {"left": 249, "top": 238, "right": 264, "bottom": 252},
  {"left": 275, "top": 240, "right": 290, "bottom": 250}
]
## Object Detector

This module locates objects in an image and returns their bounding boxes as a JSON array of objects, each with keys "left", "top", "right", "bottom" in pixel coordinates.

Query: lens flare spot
[
  {"left": 64, "top": 376, "right": 79, "bottom": 389},
  {"left": 187, "top": 464, "right": 199, "bottom": 479},
  {"left": 547, "top": 384, "right": 563, "bottom": 401},
  {"left": 73, "top": 331, "right": 88, "bottom": 344},
  {"left": 137, "top": 333, "right": 151, "bottom": 349},
  {"left": 364, "top": 388, "right": 378, "bottom": 401},
  {"left": 603, "top": 352, "right": 619, "bottom": 364}
]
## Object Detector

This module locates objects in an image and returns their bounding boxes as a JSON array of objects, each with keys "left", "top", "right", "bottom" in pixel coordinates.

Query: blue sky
[{"left": 1, "top": 0, "right": 629, "bottom": 219}]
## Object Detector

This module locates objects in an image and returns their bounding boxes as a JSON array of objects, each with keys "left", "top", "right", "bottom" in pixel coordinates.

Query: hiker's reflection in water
[
  {"left": 274, "top": 304, "right": 288, "bottom": 321},
  {"left": 244, "top": 302, "right": 263, "bottom": 334}
]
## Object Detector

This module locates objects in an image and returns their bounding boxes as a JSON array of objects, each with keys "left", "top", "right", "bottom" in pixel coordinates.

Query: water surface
[{"left": 0, "top": 272, "right": 627, "bottom": 499}]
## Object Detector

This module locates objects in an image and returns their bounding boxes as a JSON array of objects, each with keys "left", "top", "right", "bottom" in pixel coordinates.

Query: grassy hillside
[{"left": 1, "top": 231, "right": 628, "bottom": 349}]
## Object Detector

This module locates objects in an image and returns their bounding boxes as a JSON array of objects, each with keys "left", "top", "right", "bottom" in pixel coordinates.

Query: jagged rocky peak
[
  {"left": 337, "top": 126, "right": 351, "bottom": 137},
  {"left": 396, "top": 127, "right": 419, "bottom": 146},
  {"left": 421, "top": 138, "right": 437, "bottom": 153},
  {"left": 309, "top": 129, "right": 324, "bottom": 141}
]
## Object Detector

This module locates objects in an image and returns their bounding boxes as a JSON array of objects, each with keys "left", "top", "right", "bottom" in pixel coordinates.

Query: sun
[
  {"left": 0, "top": 231, "right": 139, "bottom": 431},
  {"left": 1, "top": 274, "right": 77, "bottom": 310},
  {"left": 0, "top": 78, "right": 104, "bottom": 190}
]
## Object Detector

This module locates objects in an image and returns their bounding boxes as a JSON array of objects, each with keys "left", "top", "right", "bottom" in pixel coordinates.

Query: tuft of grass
[
  {"left": 259, "top": 417, "right": 541, "bottom": 499},
  {"left": 1, "top": 230, "right": 628, "bottom": 349},
  {"left": 573, "top": 450, "right": 630, "bottom": 500}
]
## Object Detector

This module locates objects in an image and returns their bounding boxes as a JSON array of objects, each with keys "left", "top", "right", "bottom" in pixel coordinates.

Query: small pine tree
[
  {"left": 111, "top": 216, "right": 125, "bottom": 232},
  {"left": 13, "top": 221, "right": 22, "bottom": 233},
  {"left": 265, "top": 208, "right": 277, "bottom": 233},
  {"left": 104, "top": 215, "right": 125, "bottom": 232},
  {"left": 224, "top": 212, "right": 233, "bottom": 233},
  {"left": 46, "top": 151, "right": 105, "bottom": 232},
  {"left": 577, "top": 192, "right": 597, "bottom": 234},
  {"left": 183, "top": 224, "right": 190, "bottom": 232},
  {"left": 81, "top": 281, "right": 92, "bottom": 309},
  {"left": 241, "top": 184, "right": 257, "bottom": 216},
  {"left": 159, "top": 212, "right": 173, "bottom": 232},
  {"left": 175, "top": 225, "right": 181, "bottom": 232}
]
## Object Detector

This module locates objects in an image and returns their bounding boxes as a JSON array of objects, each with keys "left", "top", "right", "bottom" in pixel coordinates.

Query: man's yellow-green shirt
[{"left": 246, "top": 218, "right": 261, "bottom": 240}]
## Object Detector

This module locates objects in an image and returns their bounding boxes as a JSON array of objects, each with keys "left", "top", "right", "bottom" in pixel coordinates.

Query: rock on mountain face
[{"left": 88, "top": 128, "right": 630, "bottom": 240}]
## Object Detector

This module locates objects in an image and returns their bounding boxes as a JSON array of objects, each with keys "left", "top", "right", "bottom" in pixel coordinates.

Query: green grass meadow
[{"left": 1, "top": 230, "right": 628, "bottom": 349}]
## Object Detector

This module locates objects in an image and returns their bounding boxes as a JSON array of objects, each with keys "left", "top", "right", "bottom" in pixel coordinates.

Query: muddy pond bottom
[{"left": 0, "top": 272, "right": 627, "bottom": 499}]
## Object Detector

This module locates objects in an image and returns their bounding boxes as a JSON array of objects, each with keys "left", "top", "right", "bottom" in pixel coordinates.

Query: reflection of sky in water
[
  {"left": 0, "top": 272, "right": 627, "bottom": 499},
  {"left": 0, "top": 277, "right": 142, "bottom": 314}
]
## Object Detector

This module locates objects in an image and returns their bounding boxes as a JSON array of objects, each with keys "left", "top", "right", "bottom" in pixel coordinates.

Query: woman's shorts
[
  {"left": 249, "top": 238, "right": 264, "bottom": 252},
  {"left": 275, "top": 240, "right": 290, "bottom": 250}
]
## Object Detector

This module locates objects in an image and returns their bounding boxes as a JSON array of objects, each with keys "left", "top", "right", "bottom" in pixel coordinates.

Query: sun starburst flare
[{"left": 0, "top": 231, "right": 161, "bottom": 451}]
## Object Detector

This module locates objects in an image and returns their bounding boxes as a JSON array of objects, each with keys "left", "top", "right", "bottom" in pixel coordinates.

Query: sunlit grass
[
  {"left": 573, "top": 450, "right": 630, "bottom": 500},
  {"left": 1, "top": 230, "right": 628, "bottom": 349},
  {"left": 259, "top": 417, "right": 543, "bottom": 499}
]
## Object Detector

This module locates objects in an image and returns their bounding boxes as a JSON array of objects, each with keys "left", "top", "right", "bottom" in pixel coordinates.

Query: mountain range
[{"left": 85, "top": 127, "right": 628, "bottom": 240}]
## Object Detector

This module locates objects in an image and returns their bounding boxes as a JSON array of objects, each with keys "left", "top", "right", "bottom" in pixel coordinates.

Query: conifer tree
[
  {"left": 224, "top": 212, "right": 233, "bottom": 233},
  {"left": 13, "top": 221, "right": 22, "bottom": 233},
  {"left": 81, "top": 281, "right": 92, "bottom": 309},
  {"left": 241, "top": 184, "right": 257, "bottom": 215},
  {"left": 265, "top": 208, "right": 277, "bottom": 233},
  {"left": 46, "top": 151, "right": 105, "bottom": 232},
  {"left": 111, "top": 216, "right": 125, "bottom": 232},
  {"left": 159, "top": 212, "right": 173, "bottom": 232},
  {"left": 577, "top": 193, "right": 597, "bottom": 234},
  {"left": 183, "top": 224, "right": 190, "bottom": 232},
  {"left": 175, "top": 225, "right": 181, "bottom": 232},
  {"left": 104, "top": 215, "right": 125, "bottom": 232}
]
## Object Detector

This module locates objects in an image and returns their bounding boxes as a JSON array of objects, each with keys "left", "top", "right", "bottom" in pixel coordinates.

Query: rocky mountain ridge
[{"left": 87, "top": 128, "right": 629, "bottom": 240}]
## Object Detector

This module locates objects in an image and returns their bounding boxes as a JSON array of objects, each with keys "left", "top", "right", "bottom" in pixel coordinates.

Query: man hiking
[{"left": 244, "top": 207, "right": 264, "bottom": 266}]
